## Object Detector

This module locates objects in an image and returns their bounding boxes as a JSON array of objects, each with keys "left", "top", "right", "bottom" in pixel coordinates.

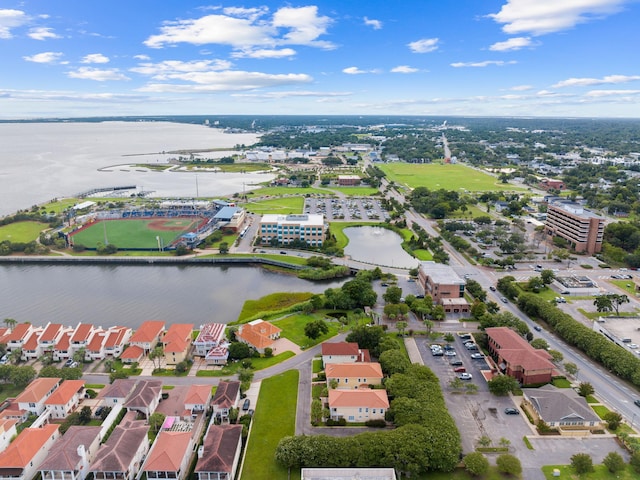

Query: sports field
[
  {"left": 0, "top": 221, "right": 49, "bottom": 242},
  {"left": 380, "top": 163, "right": 527, "bottom": 192},
  {"left": 70, "top": 217, "right": 201, "bottom": 249}
]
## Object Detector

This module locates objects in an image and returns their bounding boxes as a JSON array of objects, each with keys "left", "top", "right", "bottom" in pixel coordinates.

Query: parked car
[
  {"left": 457, "top": 373, "right": 473, "bottom": 380},
  {"left": 470, "top": 353, "right": 485, "bottom": 359},
  {"left": 431, "top": 350, "right": 444, "bottom": 357},
  {"left": 465, "top": 344, "right": 478, "bottom": 351},
  {"left": 449, "top": 359, "right": 463, "bottom": 366},
  {"left": 504, "top": 407, "right": 520, "bottom": 415},
  {"left": 242, "top": 399, "right": 251, "bottom": 411},
  {"left": 453, "top": 367, "right": 466, "bottom": 373},
  {"left": 0, "top": 354, "right": 8, "bottom": 365},
  {"left": 444, "top": 350, "right": 457, "bottom": 357}
]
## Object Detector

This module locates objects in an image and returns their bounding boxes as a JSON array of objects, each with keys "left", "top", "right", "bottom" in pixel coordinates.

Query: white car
[
  {"left": 629, "top": 344, "right": 639, "bottom": 349},
  {"left": 458, "top": 373, "right": 473, "bottom": 380},
  {"left": 444, "top": 350, "right": 457, "bottom": 356},
  {"left": 470, "top": 353, "right": 484, "bottom": 359}
]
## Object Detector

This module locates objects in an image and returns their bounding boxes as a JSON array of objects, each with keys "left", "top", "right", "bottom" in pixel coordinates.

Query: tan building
[
  {"left": 417, "top": 261, "right": 468, "bottom": 311},
  {"left": 325, "top": 363, "right": 383, "bottom": 390},
  {"left": 328, "top": 390, "right": 389, "bottom": 422},
  {"left": 162, "top": 323, "right": 194, "bottom": 365},
  {"left": 545, "top": 202, "right": 604, "bottom": 254},
  {"left": 337, "top": 175, "right": 361, "bottom": 186},
  {"left": 259, "top": 214, "right": 325, "bottom": 246}
]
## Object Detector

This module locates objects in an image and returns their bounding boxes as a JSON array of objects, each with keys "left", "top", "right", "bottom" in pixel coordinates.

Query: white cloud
[
  {"left": 408, "top": 38, "right": 439, "bottom": 53},
  {"left": 81, "top": 53, "right": 110, "bottom": 64},
  {"left": 233, "top": 90, "right": 351, "bottom": 99},
  {"left": 23, "top": 51, "right": 63, "bottom": 64},
  {"left": 585, "top": 89, "right": 640, "bottom": 97},
  {"left": 231, "top": 47, "right": 296, "bottom": 59},
  {"left": 489, "top": 36, "right": 532, "bottom": 51},
  {"left": 450, "top": 60, "right": 516, "bottom": 68},
  {"left": 342, "top": 66, "right": 380, "bottom": 75},
  {"left": 28, "top": 27, "right": 61, "bottom": 41},
  {"left": 488, "top": 0, "right": 628, "bottom": 36},
  {"left": 144, "top": 6, "right": 334, "bottom": 51},
  {"left": 0, "top": 9, "right": 27, "bottom": 39},
  {"left": 510, "top": 84, "right": 533, "bottom": 91},
  {"left": 363, "top": 17, "right": 382, "bottom": 29},
  {"left": 553, "top": 74, "right": 640, "bottom": 87},
  {"left": 134, "top": 54, "right": 150, "bottom": 60},
  {"left": 138, "top": 71, "right": 312, "bottom": 93},
  {"left": 391, "top": 65, "right": 419, "bottom": 74},
  {"left": 67, "top": 67, "right": 130, "bottom": 81},
  {"left": 130, "top": 59, "right": 232, "bottom": 77}
]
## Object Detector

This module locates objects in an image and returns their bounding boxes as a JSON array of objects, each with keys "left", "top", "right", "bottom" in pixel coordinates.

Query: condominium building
[
  {"left": 545, "top": 202, "right": 604, "bottom": 254},
  {"left": 259, "top": 214, "right": 325, "bottom": 246},
  {"left": 417, "top": 261, "right": 468, "bottom": 312}
]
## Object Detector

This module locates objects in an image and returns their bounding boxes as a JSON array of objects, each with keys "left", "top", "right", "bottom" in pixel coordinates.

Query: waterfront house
[
  {"left": 86, "top": 328, "right": 107, "bottom": 361},
  {"left": 38, "top": 323, "right": 67, "bottom": 355},
  {"left": 211, "top": 381, "right": 240, "bottom": 423},
  {"left": 193, "top": 323, "right": 226, "bottom": 357},
  {"left": 16, "top": 377, "right": 61, "bottom": 416},
  {"left": 38, "top": 426, "right": 101, "bottom": 480},
  {"left": 328, "top": 390, "right": 389, "bottom": 422},
  {"left": 5, "top": 323, "right": 34, "bottom": 352},
  {"left": 119, "top": 345, "right": 144, "bottom": 364},
  {"left": 194, "top": 424, "right": 243, "bottom": 480},
  {"left": 236, "top": 319, "right": 281, "bottom": 354},
  {"left": 21, "top": 327, "right": 44, "bottom": 361},
  {"left": 0, "top": 424, "right": 59, "bottom": 480},
  {"left": 0, "top": 419, "right": 17, "bottom": 452},
  {"left": 142, "top": 431, "right": 193, "bottom": 480},
  {"left": 44, "top": 380, "right": 85, "bottom": 419},
  {"left": 162, "top": 323, "right": 193, "bottom": 365},
  {"left": 70, "top": 323, "right": 96, "bottom": 352},
  {"left": 325, "top": 363, "right": 383, "bottom": 390},
  {"left": 204, "top": 345, "right": 229, "bottom": 365},
  {"left": 89, "top": 413, "right": 150, "bottom": 480},
  {"left": 129, "top": 321, "right": 165, "bottom": 354},
  {"left": 104, "top": 326, "right": 132, "bottom": 357}
]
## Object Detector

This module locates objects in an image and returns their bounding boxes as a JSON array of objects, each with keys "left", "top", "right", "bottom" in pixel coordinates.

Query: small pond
[{"left": 343, "top": 226, "right": 420, "bottom": 269}]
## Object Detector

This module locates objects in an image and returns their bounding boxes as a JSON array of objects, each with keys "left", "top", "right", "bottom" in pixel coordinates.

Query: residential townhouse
[
  {"left": 16, "top": 377, "right": 61, "bottom": 416},
  {"left": 0, "top": 419, "right": 17, "bottom": 452},
  {"left": 38, "top": 324, "right": 68, "bottom": 355},
  {"left": 5, "top": 323, "right": 34, "bottom": 352},
  {"left": 185, "top": 385, "right": 213, "bottom": 416},
  {"left": 0, "top": 424, "right": 59, "bottom": 480},
  {"left": 53, "top": 332, "right": 72, "bottom": 361},
  {"left": 89, "top": 413, "right": 150, "bottom": 480},
  {"left": 236, "top": 319, "right": 281, "bottom": 354},
  {"left": 162, "top": 323, "right": 194, "bottom": 366},
  {"left": 124, "top": 380, "right": 162, "bottom": 418},
  {"left": 104, "top": 326, "right": 132, "bottom": 357},
  {"left": 325, "top": 363, "right": 383, "bottom": 390},
  {"left": 38, "top": 426, "right": 101, "bottom": 480},
  {"left": 44, "top": 380, "right": 85, "bottom": 419},
  {"left": 142, "top": 431, "right": 193, "bottom": 480},
  {"left": 86, "top": 328, "right": 107, "bottom": 361},
  {"left": 21, "top": 327, "right": 44, "bottom": 361},
  {"left": 99, "top": 379, "right": 137, "bottom": 406},
  {"left": 70, "top": 323, "right": 96, "bottom": 351},
  {"left": 328, "top": 390, "right": 389, "bottom": 422},
  {"left": 194, "top": 424, "right": 243, "bottom": 480},
  {"left": 211, "top": 381, "right": 240, "bottom": 423},
  {"left": 321, "top": 342, "right": 370, "bottom": 366}
]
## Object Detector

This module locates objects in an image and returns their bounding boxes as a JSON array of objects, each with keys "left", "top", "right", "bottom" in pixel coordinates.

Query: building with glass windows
[{"left": 259, "top": 214, "right": 325, "bottom": 246}]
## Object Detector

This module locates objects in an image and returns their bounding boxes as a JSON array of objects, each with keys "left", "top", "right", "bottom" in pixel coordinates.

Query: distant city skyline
[{"left": 1, "top": 0, "right": 639, "bottom": 118}]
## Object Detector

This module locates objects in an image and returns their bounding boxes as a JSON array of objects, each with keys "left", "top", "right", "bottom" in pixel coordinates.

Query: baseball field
[{"left": 70, "top": 217, "right": 202, "bottom": 249}]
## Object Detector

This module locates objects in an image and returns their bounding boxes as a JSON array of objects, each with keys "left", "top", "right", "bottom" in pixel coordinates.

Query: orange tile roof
[
  {"left": 55, "top": 332, "right": 71, "bottom": 351},
  {"left": 120, "top": 345, "right": 144, "bottom": 360},
  {"left": 328, "top": 390, "right": 389, "bottom": 409},
  {"left": 236, "top": 320, "right": 281, "bottom": 350},
  {"left": 322, "top": 342, "right": 360, "bottom": 356},
  {"left": 0, "top": 419, "right": 17, "bottom": 434},
  {"left": 162, "top": 323, "right": 193, "bottom": 353},
  {"left": 15, "top": 377, "right": 60, "bottom": 404},
  {"left": 105, "top": 327, "right": 131, "bottom": 348},
  {"left": 5, "top": 323, "right": 31, "bottom": 342},
  {"left": 0, "top": 328, "right": 8, "bottom": 345},
  {"left": 22, "top": 331, "right": 40, "bottom": 351},
  {"left": 143, "top": 431, "right": 191, "bottom": 472},
  {"left": 130, "top": 321, "right": 165, "bottom": 344},
  {"left": 87, "top": 329, "right": 106, "bottom": 352},
  {"left": 40, "top": 324, "right": 63, "bottom": 342},
  {"left": 185, "top": 385, "right": 211, "bottom": 406},
  {"left": 71, "top": 323, "right": 93, "bottom": 343},
  {"left": 45, "top": 380, "right": 85, "bottom": 406},
  {"left": 0, "top": 424, "right": 59, "bottom": 468},
  {"left": 325, "top": 362, "right": 383, "bottom": 380}
]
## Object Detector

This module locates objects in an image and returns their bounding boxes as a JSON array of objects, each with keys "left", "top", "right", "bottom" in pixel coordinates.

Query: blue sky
[{"left": 1, "top": 0, "right": 640, "bottom": 118}]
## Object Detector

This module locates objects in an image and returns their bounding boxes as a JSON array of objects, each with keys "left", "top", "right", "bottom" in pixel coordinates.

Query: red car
[{"left": 453, "top": 367, "right": 466, "bottom": 373}]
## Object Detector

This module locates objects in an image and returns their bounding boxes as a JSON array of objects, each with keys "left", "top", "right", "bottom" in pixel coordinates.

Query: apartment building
[
  {"left": 259, "top": 214, "right": 325, "bottom": 246},
  {"left": 545, "top": 202, "right": 605, "bottom": 254}
]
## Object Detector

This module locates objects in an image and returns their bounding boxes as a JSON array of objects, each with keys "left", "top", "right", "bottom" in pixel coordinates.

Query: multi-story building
[
  {"left": 259, "top": 214, "right": 325, "bottom": 246},
  {"left": 417, "top": 261, "right": 468, "bottom": 313},
  {"left": 545, "top": 201, "right": 605, "bottom": 254}
]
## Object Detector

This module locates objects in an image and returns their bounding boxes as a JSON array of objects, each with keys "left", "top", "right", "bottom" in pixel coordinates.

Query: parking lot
[{"left": 304, "top": 196, "right": 389, "bottom": 221}]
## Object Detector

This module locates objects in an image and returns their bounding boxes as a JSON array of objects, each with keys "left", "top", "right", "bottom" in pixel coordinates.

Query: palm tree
[{"left": 3, "top": 318, "right": 17, "bottom": 332}]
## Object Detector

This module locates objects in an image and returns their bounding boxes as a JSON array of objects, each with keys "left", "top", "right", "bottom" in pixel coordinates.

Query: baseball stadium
[{"left": 66, "top": 200, "right": 237, "bottom": 251}]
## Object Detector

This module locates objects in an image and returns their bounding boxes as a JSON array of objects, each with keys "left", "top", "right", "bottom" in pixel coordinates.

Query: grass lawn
[
  {"left": 610, "top": 279, "right": 639, "bottom": 296},
  {"left": 448, "top": 204, "right": 492, "bottom": 219},
  {"left": 516, "top": 283, "right": 558, "bottom": 302},
  {"left": 244, "top": 196, "right": 304, "bottom": 215},
  {"left": 413, "top": 248, "right": 434, "bottom": 260},
  {"left": 273, "top": 314, "right": 341, "bottom": 348},
  {"left": 196, "top": 351, "right": 296, "bottom": 377},
  {"left": 542, "top": 464, "right": 639, "bottom": 479},
  {"left": 586, "top": 395, "right": 599, "bottom": 404},
  {"left": 0, "top": 221, "right": 49, "bottom": 242},
  {"left": 0, "top": 383, "right": 25, "bottom": 402},
  {"left": 312, "top": 358, "right": 323, "bottom": 374},
  {"left": 579, "top": 309, "right": 640, "bottom": 320},
  {"left": 329, "top": 221, "right": 384, "bottom": 249},
  {"left": 379, "top": 163, "right": 527, "bottom": 192},
  {"left": 552, "top": 378, "right": 572, "bottom": 388},
  {"left": 237, "top": 292, "right": 314, "bottom": 322},
  {"left": 199, "top": 162, "right": 270, "bottom": 173},
  {"left": 245, "top": 186, "right": 328, "bottom": 197},
  {"left": 240, "top": 370, "right": 299, "bottom": 480},
  {"left": 322, "top": 186, "right": 381, "bottom": 196},
  {"left": 592, "top": 404, "right": 610, "bottom": 419}
]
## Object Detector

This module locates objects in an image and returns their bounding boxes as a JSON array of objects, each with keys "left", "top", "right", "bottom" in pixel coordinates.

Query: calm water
[
  {"left": 0, "top": 264, "right": 345, "bottom": 328},
  {"left": 0, "top": 121, "right": 269, "bottom": 216},
  {"left": 343, "top": 226, "right": 419, "bottom": 269}
]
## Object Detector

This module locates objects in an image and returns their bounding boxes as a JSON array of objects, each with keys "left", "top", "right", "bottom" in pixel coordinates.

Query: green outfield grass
[
  {"left": 245, "top": 186, "right": 328, "bottom": 197},
  {"left": 0, "top": 221, "right": 49, "bottom": 242},
  {"left": 71, "top": 218, "right": 200, "bottom": 249},
  {"left": 380, "top": 163, "right": 527, "bottom": 192},
  {"left": 244, "top": 197, "right": 304, "bottom": 215}
]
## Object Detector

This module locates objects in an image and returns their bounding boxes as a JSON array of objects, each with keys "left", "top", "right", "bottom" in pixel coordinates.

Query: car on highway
[
  {"left": 533, "top": 325, "right": 542, "bottom": 331},
  {"left": 504, "top": 407, "right": 520, "bottom": 415},
  {"left": 635, "top": 399, "right": 640, "bottom": 408},
  {"left": 501, "top": 297, "right": 509, "bottom": 303},
  {"left": 489, "top": 286, "right": 497, "bottom": 291},
  {"left": 457, "top": 373, "right": 473, "bottom": 380},
  {"left": 470, "top": 353, "right": 485, "bottom": 359}
]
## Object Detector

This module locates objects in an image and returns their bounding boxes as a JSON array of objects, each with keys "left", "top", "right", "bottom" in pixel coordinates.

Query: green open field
[
  {"left": 245, "top": 186, "right": 328, "bottom": 197},
  {"left": 380, "top": 163, "right": 527, "bottom": 192},
  {"left": 71, "top": 217, "right": 200, "bottom": 249},
  {"left": 0, "top": 221, "right": 49, "bottom": 242},
  {"left": 244, "top": 197, "right": 304, "bottom": 215},
  {"left": 322, "top": 186, "right": 380, "bottom": 196}
]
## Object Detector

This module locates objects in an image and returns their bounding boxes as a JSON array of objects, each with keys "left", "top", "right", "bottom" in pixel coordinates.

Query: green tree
[
  {"left": 148, "top": 346, "right": 164, "bottom": 370},
  {"left": 610, "top": 293, "right": 630, "bottom": 315},
  {"left": 175, "top": 361, "right": 189, "bottom": 374},
  {"left": 604, "top": 411, "right": 622, "bottom": 430},
  {"left": 463, "top": 452, "right": 489, "bottom": 476},
  {"left": 477, "top": 435, "right": 491, "bottom": 447},
  {"left": 530, "top": 338, "right": 549, "bottom": 350},
  {"left": 228, "top": 342, "right": 252, "bottom": 360},
  {"left": 304, "top": 318, "right": 329, "bottom": 340},
  {"left": 570, "top": 453, "right": 594, "bottom": 474},
  {"left": 594, "top": 295, "right": 613, "bottom": 313},
  {"left": 487, "top": 375, "right": 520, "bottom": 396},
  {"left": 73, "top": 347, "right": 86, "bottom": 363},
  {"left": 540, "top": 269, "right": 555, "bottom": 285},
  {"left": 8, "top": 349, "right": 22, "bottom": 365},
  {"left": 109, "top": 370, "right": 129, "bottom": 383},
  {"left": 218, "top": 242, "right": 229, "bottom": 254},
  {"left": 496, "top": 454, "right": 522, "bottom": 475},
  {"left": 310, "top": 399, "right": 323, "bottom": 425},
  {"left": 499, "top": 437, "right": 511, "bottom": 448},
  {"left": 396, "top": 320, "right": 408, "bottom": 336},
  {"left": 39, "top": 365, "right": 62, "bottom": 378},
  {"left": 577, "top": 382, "right": 594, "bottom": 397},
  {"left": 149, "top": 412, "right": 166, "bottom": 434},
  {"left": 379, "top": 349, "right": 410, "bottom": 376},
  {"left": 564, "top": 362, "right": 578, "bottom": 377},
  {"left": 630, "top": 449, "right": 640, "bottom": 473},
  {"left": 79, "top": 406, "right": 92, "bottom": 424},
  {"left": 383, "top": 285, "right": 403, "bottom": 304},
  {"left": 3, "top": 318, "right": 17, "bottom": 331},
  {"left": 548, "top": 349, "right": 564, "bottom": 363},
  {"left": 10, "top": 365, "right": 36, "bottom": 387},
  {"left": 602, "top": 451, "right": 625, "bottom": 473},
  {"left": 431, "top": 305, "right": 445, "bottom": 321}
]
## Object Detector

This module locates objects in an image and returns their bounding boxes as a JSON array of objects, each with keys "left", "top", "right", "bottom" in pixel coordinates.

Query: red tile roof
[
  {"left": 236, "top": 320, "right": 280, "bottom": 350},
  {"left": 0, "top": 424, "right": 59, "bottom": 468},
  {"left": 71, "top": 323, "right": 93, "bottom": 343},
  {"left": 55, "top": 332, "right": 71, "bottom": 352},
  {"left": 45, "top": 380, "right": 85, "bottom": 406},
  {"left": 211, "top": 381, "right": 240, "bottom": 409},
  {"left": 328, "top": 390, "right": 389, "bottom": 408},
  {"left": 325, "top": 362, "right": 383, "bottom": 380},
  {"left": 22, "top": 331, "right": 40, "bottom": 351},
  {"left": 5, "top": 323, "right": 31, "bottom": 342},
  {"left": 120, "top": 345, "right": 144, "bottom": 360},
  {"left": 185, "top": 385, "right": 211, "bottom": 406},
  {"left": 143, "top": 431, "right": 191, "bottom": 473},
  {"left": 105, "top": 327, "right": 131, "bottom": 348},
  {"left": 130, "top": 321, "right": 165, "bottom": 344},
  {"left": 87, "top": 329, "right": 106, "bottom": 352},
  {"left": 194, "top": 425, "right": 242, "bottom": 474},
  {"left": 322, "top": 342, "right": 360, "bottom": 356},
  {"left": 195, "top": 323, "right": 225, "bottom": 345},
  {"left": 163, "top": 323, "right": 193, "bottom": 353},
  {"left": 40, "top": 324, "right": 63, "bottom": 342},
  {"left": 15, "top": 377, "right": 60, "bottom": 404}
]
